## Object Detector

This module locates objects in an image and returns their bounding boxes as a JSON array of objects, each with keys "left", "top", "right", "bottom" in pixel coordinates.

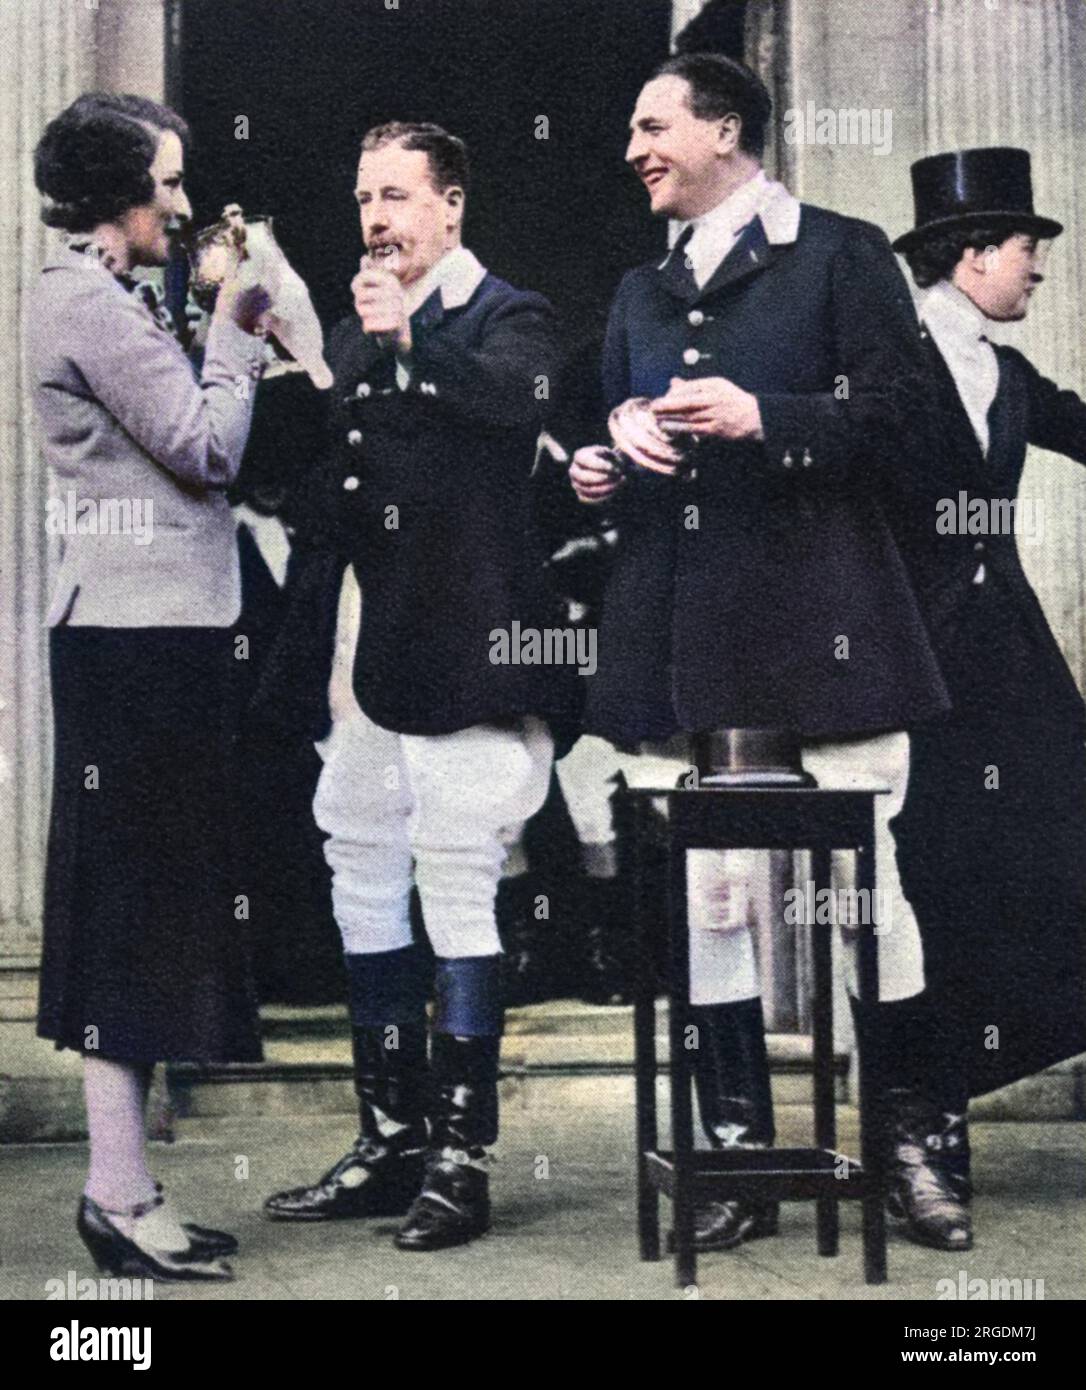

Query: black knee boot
[
  {"left": 886, "top": 1089, "right": 972, "bottom": 1251},
  {"left": 396, "top": 957, "right": 501, "bottom": 1252},
  {"left": 677, "top": 997, "right": 779, "bottom": 1252},
  {"left": 265, "top": 946, "right": 429, "bottom": 1221},
  {"left": 264, "top": 1024, "right": 429, "bottom": 1220},
  {"left": 849, "top": 994, "right": 972, "bottom": 1251},
  {"left": 577, "top": 876, "right": 635, "bottom": 1006},
  {"left": 497, "top": 872, "right": 559, "bottom": 1007}
]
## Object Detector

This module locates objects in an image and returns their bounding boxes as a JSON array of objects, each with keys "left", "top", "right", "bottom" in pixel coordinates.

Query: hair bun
[{"left": 40, "top": 194, "right": 96, "bottom": 232}]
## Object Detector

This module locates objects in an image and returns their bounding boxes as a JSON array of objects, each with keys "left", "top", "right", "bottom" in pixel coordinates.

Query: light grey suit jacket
[{"left": 27, "top": 244, "right": 267, "bottom": 627}]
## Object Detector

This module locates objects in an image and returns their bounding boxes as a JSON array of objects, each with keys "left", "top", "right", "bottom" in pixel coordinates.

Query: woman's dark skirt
[
  {"left": 894, "top": 578, "right": 1086, "bottom": 1097},
  {"left": 38, "top": 626, "right": 263, "bottom": 1065}
]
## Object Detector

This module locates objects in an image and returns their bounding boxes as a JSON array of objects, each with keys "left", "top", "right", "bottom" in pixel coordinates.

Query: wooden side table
[{"left": 625, "top": 785, "right": 888, "bottom": 1290}]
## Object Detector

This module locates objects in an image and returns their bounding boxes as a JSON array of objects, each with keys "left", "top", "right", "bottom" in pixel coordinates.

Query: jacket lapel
[
  {"left": 656, "top": 182, "right": 802, "bottom": 307},
  {"left": 921, "top": 332, "right": 989, "bottom": 476},
  {"left": 696, "top": 217, "right": 791, "bottom": 302},
  {"left": 984, "top": 352, "right": 1021, "bottom": 480},
  {"left": 657, "top": 218, "right": 790, "bottom": 306},
  {"left": 411, "top": 287, "right": 446, "bottom": 335}
]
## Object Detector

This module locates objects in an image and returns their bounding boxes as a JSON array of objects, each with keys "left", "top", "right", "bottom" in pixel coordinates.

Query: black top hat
[{"left": 893, "top": 147, "right": 1062, "bottom": 254}]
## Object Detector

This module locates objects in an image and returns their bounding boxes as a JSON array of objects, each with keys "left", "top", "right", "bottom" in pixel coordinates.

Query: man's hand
[
  {"left": 570, "top": 445, "right": 623, "bottom": 505},
  {"left": 351, "top": 259, "right": 411, "bottom": 353},
  {"left": 650, "top": 376, "right": 764, "bottom": 441},
  {"left": 608, "top": 398, "right": 684, "bottom": 474}
]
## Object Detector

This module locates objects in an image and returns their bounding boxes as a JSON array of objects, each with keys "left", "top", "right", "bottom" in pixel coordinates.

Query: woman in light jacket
[{"left": 28, "top": 92, "right": 268, "bottom": 1281}]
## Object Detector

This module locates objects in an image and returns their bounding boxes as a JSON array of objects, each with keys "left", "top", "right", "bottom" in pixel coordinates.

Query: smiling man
[
  {"left": 262, "top": 122, "right": 574, "bottom": 1252},
  {"left": 569, "top": 54, "right": 951, "bottom": 1255}
]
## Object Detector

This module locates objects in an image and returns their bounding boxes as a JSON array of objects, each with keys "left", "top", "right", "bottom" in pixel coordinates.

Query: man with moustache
[
  {"left": 570, "top": 53, "right": 950, "bottom": 1254},
  {"left": 260, "top": 122, "right": 571, "bottom": 1251}
]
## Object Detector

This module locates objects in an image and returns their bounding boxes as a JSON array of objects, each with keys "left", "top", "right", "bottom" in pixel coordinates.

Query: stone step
[
  {"left": 3, "top": 1004, "right": 1081, "bottom": 1142},
  {"left": 166, "top": 1001, "right": 848, "bottom": 1122}
]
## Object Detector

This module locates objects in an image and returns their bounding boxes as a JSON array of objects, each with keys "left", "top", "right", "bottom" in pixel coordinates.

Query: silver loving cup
[
  {"left": 186, "top": 205, "right": 334, "bottom": 390},
  {"left": 605, "top": 396, "right": 698, "bottom": 481}
]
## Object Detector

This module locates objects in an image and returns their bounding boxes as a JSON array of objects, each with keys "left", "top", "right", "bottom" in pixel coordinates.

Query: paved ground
[{"left": 2, "top": 1087, "right": 1082, "bottom": 1301}]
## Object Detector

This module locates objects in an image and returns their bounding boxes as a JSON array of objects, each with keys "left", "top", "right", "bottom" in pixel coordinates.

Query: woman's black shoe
[
  {"left": 77, "top": 1196, "right": 233, "bottom": 1282},
  {"left": 152, "top": 1182, "right": 237, "bottom": 1256},
  {"left": 183, "top": 1222, "right": 238, "bottom": 1258}
]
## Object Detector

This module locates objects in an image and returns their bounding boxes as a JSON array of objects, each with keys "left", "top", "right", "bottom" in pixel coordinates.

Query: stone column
[
  {"left": 922, "top": 0, "right": 1086, "bottom": 685},
  {"left": 0, "top": 0, "right": 166, "bottom": 1141},
  {"left": 780, "top": 0, "right": 1086, "bottom": 693},
  {"left": 779, "top": 0, "right": 1086, "bottom": 1109}
]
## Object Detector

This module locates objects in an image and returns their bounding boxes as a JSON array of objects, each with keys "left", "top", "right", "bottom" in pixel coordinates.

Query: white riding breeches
[
  {"left": 314, "top": 566, "right": 554, "bottom": 960},
  {"left": 556, "top": 731, "right": 925, "bottom": 1005}
]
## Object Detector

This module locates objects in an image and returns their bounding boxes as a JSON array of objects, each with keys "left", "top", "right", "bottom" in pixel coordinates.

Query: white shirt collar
[
  {"left": 685, "top": 168, "right": 770, "bottom": 244},
  {"left": 918, "top": 279, "right": 999, "bottom": 458},
  {"left": 917, "top": 279, "right": 989, "bottom": 346},
  {"left": 404, "top": 245, "right": 487, "bottom": 316},
  {"left": 663, "top": 171, "right": 801, "bottom": 284}
]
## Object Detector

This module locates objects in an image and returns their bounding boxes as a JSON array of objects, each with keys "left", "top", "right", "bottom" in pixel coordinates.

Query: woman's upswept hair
[
  {"left": 903, "top": 224, "right": 1023, "bottom": 289},
  {"left": 34, "top": 92, "right": 190, "bottom": 234}
]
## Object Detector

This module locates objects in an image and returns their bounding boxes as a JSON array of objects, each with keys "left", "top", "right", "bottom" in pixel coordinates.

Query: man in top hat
[
  {"left": 569, "top": 52, "right": 951, "bottom": 1254},
  {"left": 877, "top": 147, "right": 1086, "bottom": 1250}
]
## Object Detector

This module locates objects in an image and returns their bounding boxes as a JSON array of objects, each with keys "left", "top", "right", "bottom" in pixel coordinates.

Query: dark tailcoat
[
  {"left": 256, "top": 272, "right": 580, "bottom": 741},
  {"left": 889, "top": 332, "right": 1086, "bottom": 1095},
  {"left": 584, "top": 197, "right": 950, "bottom": 745}
]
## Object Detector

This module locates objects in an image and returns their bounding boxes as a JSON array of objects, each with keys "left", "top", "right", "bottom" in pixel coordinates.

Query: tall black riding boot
[
  {"left": 664, "top": 1000, "right": 773, "bottom": 1251},
  {"left": 578, "top": 874, "right": 635, "bottom": 1005},
  {"left": 265, "top": 946, "right": 429, "bottom": 1221},
  {"left": 264, "top": 1023, "right": 429, "bottom": 1220},
  {"left": 680, "top": 997, "right": 779, "bottom": 1252},
  {"left": 886, "top": 1089, "right": 972, "bottom": 1251},
  {"left": 848, "top": 995, "right": 972, "bottom": 1250},
  {"left": 396, "top": 956, "right": 501, "bottom": 1252},
  {"left": 498, "top": 872, "right": 559, "bottom": 1007}
]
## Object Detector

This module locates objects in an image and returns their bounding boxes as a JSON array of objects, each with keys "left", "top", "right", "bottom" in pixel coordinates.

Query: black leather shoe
[
  {"left": 77, "top": 1196, "right": 233, "bottom": 1282},
  {"left": 887, "top": 1091, "right": 973, "bottom": 1251},
  {"left": 264, "top": 1134, "right": 426, "bottom": 1222},
  {"left": 669, "top": 1199, "right": 779, "bottom": 1253},
  {"left": 394, "top": 1153, "right": 491, "bottom": 1251},
  {"left": 265, "top": 1023, "right": 429, "bottom": 1222},
  {"left": 152, "top": 1182, "right": 237, "bottom": 1256},
  {"left": 394, "top": 1033, "right": 499, "bottom": 1251}
]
